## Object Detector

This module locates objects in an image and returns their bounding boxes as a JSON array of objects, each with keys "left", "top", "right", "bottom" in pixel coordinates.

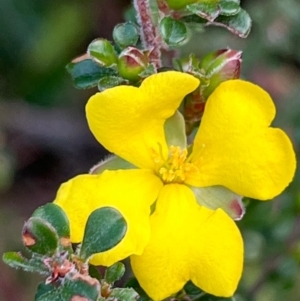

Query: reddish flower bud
[
  {"left": 183, "top": 49, "right": 242, "bottom": 134},
  {"left": 117, "top": 47, "right": 149, "bottom": 82},
  {"left": 200, "top": 49, "right": 242, "bottom": 98}
]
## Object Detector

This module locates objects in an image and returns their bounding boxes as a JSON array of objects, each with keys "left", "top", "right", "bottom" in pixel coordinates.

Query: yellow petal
[
  {"left": 54, "top": 169, "right": 163, "bottom": 266},
  {"left": 189, "top": 80, "right": 296, "bottom": 200},
  {"left": 131, "top": 184, "right": 243, "bottom": 300},
  {"left": 86, "top": 71, "right": 199, "bottom": 170}
]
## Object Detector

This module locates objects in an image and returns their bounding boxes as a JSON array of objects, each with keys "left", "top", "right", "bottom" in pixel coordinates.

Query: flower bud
[
  {"left": 183, "top": 49, "right": 242, "bottom": 134},
  {"left": 199, "top": 49, "right": 242, "bottom": 98},
  {"left": 87, "top": 38, "right": 118, "bottom": 67},
  {"left": 117, "top": 47, "right": 149, "bottom": 82}
]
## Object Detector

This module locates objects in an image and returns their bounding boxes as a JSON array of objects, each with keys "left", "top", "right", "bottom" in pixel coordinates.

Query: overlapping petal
[
  {"left": 86, "top": 71, "right": 199, "bottom": 170},
  {"left": 192, "top": 185, "right": 245, "bottom": 220},
  {"left": 131, "top": 184, "right": 243, "bottom": 300},
  {"left": 188, "top": 80, "right": 296, "bottom": 200},
  {"left": 54, "top": 169, "right": 163, "bottom": 266}
]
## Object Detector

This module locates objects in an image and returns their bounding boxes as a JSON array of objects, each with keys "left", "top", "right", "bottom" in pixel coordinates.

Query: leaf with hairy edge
[
  {"left": 105, "top": 262, "right": 125, "bottom": 284},
  {"left": 32, "top": 203, "right": 70, "bottom": 248},
  {"left": 80, "top": 207, "right": 127, "bottom": 261},
  {"left": 66, "top": 59, "right": 117, "bottom": 89},
  {"left": 2, "top": 252, "right": 48, "bottom": 274},
  {"left": 35, "top": 276, "right": 100, "bottom": 301},
  {"left": 22, "top": 217, "right": 59, "bottom": 255},
  {"left": 159, "top": 17, "right": 189, "bottom": 47},
  {"left": 110, "top": 288, "right": 139, "bottom": 301},
  {"left": 212, "top": 8, "right": 252, "bottom": 38}
]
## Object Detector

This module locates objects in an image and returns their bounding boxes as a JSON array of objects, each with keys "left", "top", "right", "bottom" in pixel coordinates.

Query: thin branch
[{"left": 133, "top": 0, "right": 162, "bottom": 68}]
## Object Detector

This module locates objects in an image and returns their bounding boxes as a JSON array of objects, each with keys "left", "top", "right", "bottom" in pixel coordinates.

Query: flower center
[{"left": 152, "top": 145, "right": 198, "bottom": 184}]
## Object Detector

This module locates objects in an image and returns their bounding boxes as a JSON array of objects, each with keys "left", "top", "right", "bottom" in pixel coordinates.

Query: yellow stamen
[{"left": 153, "top": 145, "right": 198, "bottom": 183}]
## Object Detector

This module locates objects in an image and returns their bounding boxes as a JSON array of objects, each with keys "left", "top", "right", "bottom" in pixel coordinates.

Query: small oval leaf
[
  {"left": 219, "top": 0, "right": 241, "bottom": 16},
  {"left": 159, "top": 17, "right": 189, "bottom": 47},
  {"left": 2, "top": 252, "right": 48, "bottom": 274},
  {"left": 105, "top": 262, "right": 125, "bottom": 284},
  {"left": 213, "top": 8, "right": 252, "bottom": 38},
  {"left": 61, "top": 275, "right": 100, "bottom": 301},
  {"left": 187, "top": 3, "right": 220, "bottom": 22},
  {"left": 87, "top": 39, "right": 118, "bottom": 66},
  {"left": 32, "top": 203, "right": 70, "bottom": 240},
  {"left": 110, "top": 288, "right": 138, "bottom": 301},
  {"left": 22, "top": 217, "right": 59, "bottom": 255},
  {"left": 98, "top": 75, "right": 126, "bottom": 91},
  {"left": 113, "top": 22, "right": 139, "bottom": 48},
  {"left": 35, "top": 276, "right": 100, "bottom": 301},
  {"left": 66, "top": 59, "right": 117, "bottom": 89},
  {"left": 80, "top": 207, "right": 127, "bottom": 260}
]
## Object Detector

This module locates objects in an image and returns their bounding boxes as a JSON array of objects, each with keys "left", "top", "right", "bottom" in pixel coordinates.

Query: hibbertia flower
[{"left": 54, "top": 71, "right": 296, "bottom": 300}]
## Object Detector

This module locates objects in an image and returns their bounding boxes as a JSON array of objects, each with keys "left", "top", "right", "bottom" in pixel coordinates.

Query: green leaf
[
  {"left": 219, "top": 0, "right": 241, "bottom": 16},
  {"left": 113, "top": 22, "right": 139, "bottom": 48},
  {"left": 105, "top": 262, "right": 125, "bottom": 284},
  {"left": 2, "top": 252, "right": 48, "bottom": 274},
  {"left": 187, "top": 3, "right": 220, "bottom": 22},
  {"left": 22, "top": 217, "right": 59, "bottom": 255},
  {"left": 138, "top": 63, "right": 156, "bottom": 78},
  {"left": 35, "top": 276, "right": 100, "bottom": 301},
  {"left": 89, "top": 265, "right": 102, "bottom": 280},
  {"left": 35, "top": 283, "right": 56, "bottom": 301},
  {"left": 80, "top": 207, "right": 127, "bottom": 260},
  {"left": 213, "top": 8, "right": 252, "bottom": 38},
  {"left": 110, "top": 288, "right": 138, "bottom": 301},
  {"left": 32, "top": 203, "right": 70, "bottom": 240},
  {"left": 66, "top": 59, "right": 117, "bottom": 89},
  {"left": 61, "top": 276, "right": 100, "bottom": 301},
  {"left": 159, "top": 17, "right": 189, "bottom": 47},
  {"left": 98, "top": 75, "right": 126, "bottom": 91},
  {"left": 181, "top": 14, "right": 207, "bottom": 24},
  {"left": 87, "top": 39, "right": 118, "bottom": 66}
]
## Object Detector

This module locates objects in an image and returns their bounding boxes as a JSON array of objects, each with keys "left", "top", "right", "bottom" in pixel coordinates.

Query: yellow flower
[{"left": 54, "top": 71, "right": 296, "bottom": 300}]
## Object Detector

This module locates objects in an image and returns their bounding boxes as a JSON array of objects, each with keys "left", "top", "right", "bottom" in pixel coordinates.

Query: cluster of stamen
[{"left": 152, "top": 145, "right": 197, "bottom": 183}]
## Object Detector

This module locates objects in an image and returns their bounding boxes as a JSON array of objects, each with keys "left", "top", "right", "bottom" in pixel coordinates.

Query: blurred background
[{"left": 0, "top": 0, "right": 299, "bottom": 300}]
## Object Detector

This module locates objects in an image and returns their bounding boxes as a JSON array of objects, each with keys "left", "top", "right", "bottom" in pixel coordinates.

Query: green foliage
[
  {"left": 159, "top": 17, "right": 190, "bottom": 47},
  {"left": 2, "top": 0, "right": 300, "bottom": 300},
  {"left": 105, "top": 262, "right": 126, "bottom": 284},
  {"left": 64, "top": 0, "right": 250, "bottom": 92},
  {"left": 80, "top": 207, "right": 127, "bottom": 261},
  {"left": 98, "top": 75, "right": 126, "bottom": 91},
  {"left": 32, "top": 203, "right": 70, "bottom": 239},
  {"left": 2, "top": 252, "right": 48, "bottom": 274},
  {"left": 88, "top": 39, "right": 118, "bottom": 66},
  {"left": 214, "top": 9, "right": 251, "bottom": 38},
  {"left": 3, "top": 204, "right": 130, "bottom": 301},
  {"left": 109, "top": 288, "right": 139, "bottom": 301},
  {"left": 113, "top": 22, "right": 140, "bottom": 48},
  {"left": 22, "top": 217, "right": 59, "bottom": 255},
  {"left": 66, "top": 59, "right": 117, "bottom": 89},
  {"left": 35, "top": 276, "right": 100, "bottom": 301},
  {"left": 183, "top": 2, "right": 251, "bottom": 38}
]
